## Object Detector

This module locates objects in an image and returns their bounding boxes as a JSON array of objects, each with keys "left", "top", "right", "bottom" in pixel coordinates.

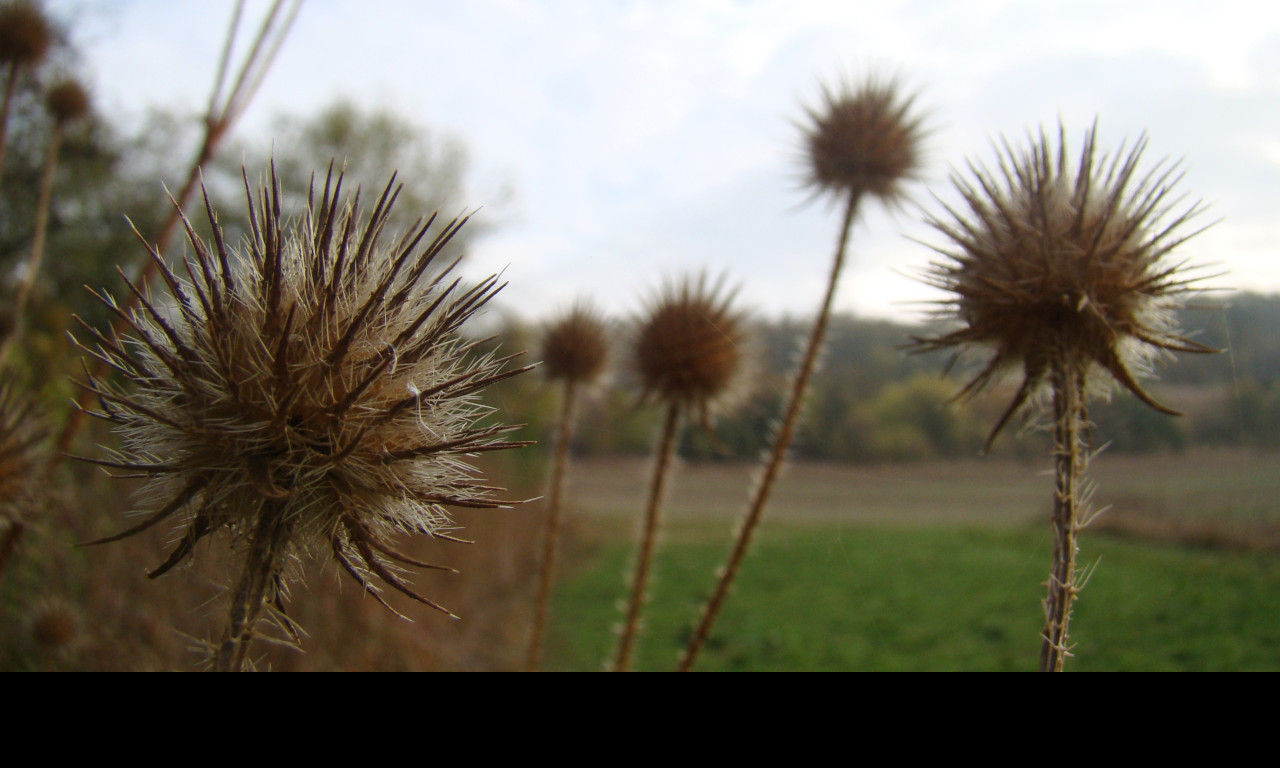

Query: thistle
[
  {"left": 615, "top": 275, "right": 747, "bottom": 672},
  {"left": 75, "top": 164, "right": 532, "bottom": 671},
  {"left": 680, "top": 74, "right": 924, "bottom": 671},
  {"left": 525, "top": 303, "right": 609, "bottom": 672},
  {"left": 0, "top": 0, "right": 53, "bottom": 175},
  {"left": 45, "top": 77, "right": 88, "bottom": 124},
  {"left": 912, "top": 122, "right": 1215, "bottom": 671}
]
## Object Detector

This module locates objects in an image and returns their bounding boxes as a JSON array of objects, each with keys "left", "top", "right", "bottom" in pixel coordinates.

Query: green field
[{"left": 540, "top": 449, "right": 1280, "bottom": 671}]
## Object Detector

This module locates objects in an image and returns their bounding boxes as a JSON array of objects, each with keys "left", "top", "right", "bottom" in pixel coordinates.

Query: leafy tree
[{"left": 215, "top": 99, "right": 496, "bottom": 263}]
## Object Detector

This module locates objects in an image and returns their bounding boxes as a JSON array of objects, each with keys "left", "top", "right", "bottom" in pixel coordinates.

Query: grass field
[{"left": 538, "top": 448, "right": 1280, "bottom": 671}]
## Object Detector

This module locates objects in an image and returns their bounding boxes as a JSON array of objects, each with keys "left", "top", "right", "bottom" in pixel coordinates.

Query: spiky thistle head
[
  {"left": 800, "top": 73, "right": 925, "bottom": 206},
  {"left": 912, "top": 121, "right": 1217, "bottom": 448},
  {"left": 46, "top": 77, "right": 88, "bottom": 125},
  {"left": 541, "top": 303, "right": 609, "bottom": 385},
  {"left": 75, "top": 164, "right": 533, "bottom": 618},
  {"left": 634, "top": 274, "right": 749, "bottom": 423},
  {"left": 0, "top": 2, "right": 52, "bottom": 68},
  {"left": 0, "top": 384, "right": 44, "bottom": 524}
]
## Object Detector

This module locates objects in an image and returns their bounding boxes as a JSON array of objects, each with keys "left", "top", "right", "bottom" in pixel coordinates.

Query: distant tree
[
  {"left": 217, "top": 99, "right": 496, "bottom": 263},
  {"left": 1092, "top": 393, "right": 1190, "bottom": 453},
  {"left": 1165, "top": 293, "right": 1280, "bottom": 386},
  {"left": 867, "top": 374, "right": 983, "bottom": 459}
]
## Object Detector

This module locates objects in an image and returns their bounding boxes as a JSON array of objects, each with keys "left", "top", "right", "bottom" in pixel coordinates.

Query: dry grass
[{"left": 2, "top": 451, "right": 542, "bottom": 671}]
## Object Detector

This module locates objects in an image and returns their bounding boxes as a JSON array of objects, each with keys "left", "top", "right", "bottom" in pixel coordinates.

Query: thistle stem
[
  {"left": 0, "top": 62, "right": 20, "bottom": 176},
  {"left": 679, "top": 189, "right": 860, "bottom": 672},
  {"left": 213, "top": 501, "right": 291, "bottom": 672},
  {"left": 1040, "top": 352, "right": 1088, "bottom": 672},
  {"left": 0, "top": 123, "right": 65, "bottom": 368},
  {"left": 525, "top": 379, "right": 579, "bottom": 672},
  {"left": 615, "top": 401, "right": 681, "bottom": 672},
  {"left": 45, "top": 1, "right": 299, "bottom": 466}
]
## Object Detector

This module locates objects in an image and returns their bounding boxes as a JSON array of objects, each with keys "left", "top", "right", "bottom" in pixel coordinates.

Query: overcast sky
[{"left": 49, "top": 0, "right": 1280, "bottom": 325}]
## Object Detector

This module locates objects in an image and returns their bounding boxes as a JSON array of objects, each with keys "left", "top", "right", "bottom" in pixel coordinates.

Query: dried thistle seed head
[
  {"left": 46, "top": 77, "right": 88, "bottom": 125},
  {"left": 634, "top": 275, "right": 749, "bottom": 420},
  {"left": 0, "top": 385, "right": 45, "bottom": 525},
  {"left": 801, "top": 74, "right": 925, "bottom": 205},
  {"left": 912, "top": 121, "right": 1216, "bottom": 446},
  {"left": 75, "top": 164, "right": 532, "bottom": 619},
  {"left": 541, "top": 303, "right": 609, "bottom": 384},
  {"left": 0, "top": 2, "right": 52, "bottom": 67}
]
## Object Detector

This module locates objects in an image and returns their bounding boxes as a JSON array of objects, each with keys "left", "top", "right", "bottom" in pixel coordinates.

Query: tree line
[{"left": 494, "top": 295, "right": 1280, "bottom": 463}]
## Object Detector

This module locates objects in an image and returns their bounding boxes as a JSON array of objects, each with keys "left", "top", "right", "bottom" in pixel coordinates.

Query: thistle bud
[
  {"left": 0, "top": 2, "right": 52, "bottom": 68},
  {"left": 46, "top": 78, "right": 89, "bottom": 125},
  {"left": 800, "top": 74, "right": 925, "bottom": 205},
  {"left": 913, "top": 122, "right": 1216, "bottom": 446},
  {"left": 541, "top": 304, "right": 609, "bottom": 385},
  {"left": 634, "top": 274, "right": 749, "bottom": 422}
]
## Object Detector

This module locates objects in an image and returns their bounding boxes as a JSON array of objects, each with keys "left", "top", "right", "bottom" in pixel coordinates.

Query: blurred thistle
[
  {"left": 634, "top": 274, "right": 749, "bottom": 425},
  {"left": 801, "top": 74, "right": 924, "bottom": 206},
  {"left": 680, "top": 73, "right": 925, "bottom": 671},
  {"left": 75, "top": 164, "right": 532, "bottom": 671},
  {"left": 541, "top": 304, "right": 609, "bottom": 385},
  {"left": 0, "top": 384, "right": 45, "bottom": 578},
  {"left": 0, "top": 76, "right": 92, "bottom": 367},
  {"left": 911, "top": 121, "right": 1216, "bottom": 671},
  {"left": 0, "top": 0, "right": 53, "bottom": 174},
  {"left": 0, "top": 1, "right": 50, "bottom": 64},
  {"left": 616, "top": 274, "right": 748, "bottom": 672},
  {"left": 526, "top": 303, "right": 610, "bottom": 671},
  {"left": 45, "top": 76, "right": 89, "bottom": 124}
]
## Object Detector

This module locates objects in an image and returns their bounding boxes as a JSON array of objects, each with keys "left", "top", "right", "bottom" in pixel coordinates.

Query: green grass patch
[{"left": 544, "top": 525, "right": 1280, "bottom": 671}]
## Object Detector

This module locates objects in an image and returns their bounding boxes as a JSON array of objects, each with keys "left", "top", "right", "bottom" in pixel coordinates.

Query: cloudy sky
[{"left": 49, "top": 0, "right": 1280, "bottom": 325}]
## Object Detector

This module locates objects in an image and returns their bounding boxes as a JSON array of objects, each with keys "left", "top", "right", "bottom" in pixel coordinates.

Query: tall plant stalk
[
  {"left": 621, "top": 275, "right": 747, "bottom": 671},
  {"left": 0, "top": 99, "right": 74, "bottom": 367},
  {"left": 526, "top": 380, "right": 579, "bottom": 672},
  {"left": 1040, "top": 353, "right": 1087, "bottom": 672},
  {"left": 614, "top": 401, "right": 681, "bottom": 673},
  {"left": 0, "top": 61, "right": 20, "bottom": 174},
  {"left": 49, "top": 0, "right": 301, "bottom": 462},
  {"left": 678, "top": 75, "right": 922, "bottom": 671},
  {"left": 680, "top": 191, "right": 859, "bottom": 671},
  {"left": 213, "top": 501, "right": 293, "bottom": 672}
]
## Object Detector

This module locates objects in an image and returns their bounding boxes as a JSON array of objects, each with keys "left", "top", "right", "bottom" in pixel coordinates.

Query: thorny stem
[
  {"left": 525, "top": 379, "right": 579, "bottom": 672},
  {"left": 679, "top": 189, "right": 861, "bottom": 672},
  {"left": 46, "top": 1, "right": 300, "bottom": 464},
  {"left": 0, "top": 123, "right": 65, "bottom": 368},
  {"left": 213, "top": 500, "right": 292, "bottom": 672},
  {"left": 1039, "top": 349, "right": 1088, "bottom": 672},
  {"left": 614, "top": 401, "right": 682, "bottom": 672}
]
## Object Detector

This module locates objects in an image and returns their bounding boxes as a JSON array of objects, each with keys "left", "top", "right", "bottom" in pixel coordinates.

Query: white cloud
[{"left": 50, "top": 0, "right": 1280, "bottom": 325}]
